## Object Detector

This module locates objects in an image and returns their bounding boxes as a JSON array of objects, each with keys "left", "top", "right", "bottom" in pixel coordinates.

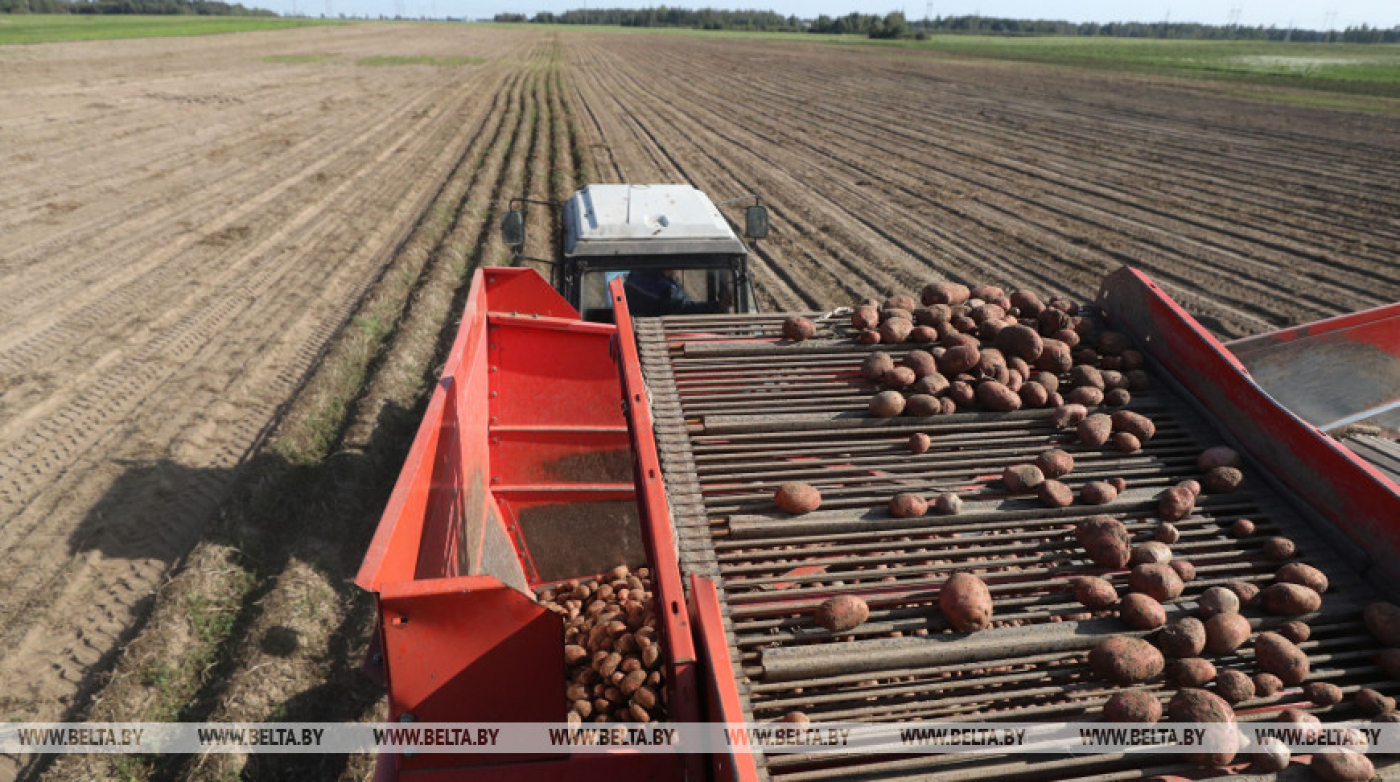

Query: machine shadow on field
[{"left": 44, "top": 400, "right": 425, "bottom": 782}]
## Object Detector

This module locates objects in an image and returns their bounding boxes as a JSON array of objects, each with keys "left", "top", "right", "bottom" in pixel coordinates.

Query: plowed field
[{"left": 2, "top": 21, "right": 1399, "bottom": 782}]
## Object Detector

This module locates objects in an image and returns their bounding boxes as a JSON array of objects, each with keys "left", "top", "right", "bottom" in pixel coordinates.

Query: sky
[{"left": 256, "top": 0, "right": 1400, "bottom": 32}]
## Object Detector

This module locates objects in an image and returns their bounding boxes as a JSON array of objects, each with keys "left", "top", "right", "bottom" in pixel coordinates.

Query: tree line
[
  {"left": 494, "top": 8, "right": 1400, "bottom": 44},
  {"left": 0, "top": 0, "right": 274, "bottom": 15}
]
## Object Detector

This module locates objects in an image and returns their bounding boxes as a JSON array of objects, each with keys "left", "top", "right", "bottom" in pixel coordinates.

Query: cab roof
[{"left": 563, "top": 184, "right": 748, "bottom": 258}]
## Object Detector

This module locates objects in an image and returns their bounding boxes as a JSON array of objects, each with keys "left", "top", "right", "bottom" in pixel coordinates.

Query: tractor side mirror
[
  {"left": 501, "top": 210, "right": 525, "bottom": 248},
  {"left": 745, "top": 205, "right": 769, "bottom": 240}
]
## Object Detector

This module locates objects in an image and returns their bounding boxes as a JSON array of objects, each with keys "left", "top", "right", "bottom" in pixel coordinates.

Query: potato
[
  {"left": 1105, "top": 388, "right": 1132, "bottom": 407},
  {"left": 901, "top": 350, "right": 937, "bottom": 379},
  {"left": 970, "top": 284, "right": 1005, "bottom": 302},
  {"left": 885, "top": 294, "right": 920, "bottom": 312},
  {"left": 977, "top": 347, "right": 1010, "bottom": 380},
  {"left": 1037, "top": 480, "right": 1073, "bottom": 508},
  {"left": 1223, "top": 580, "right": 1261, "bottom": 607},
  {"left": 1080, "top": 480, "right": 1119, "bottom": 505},
  {"left": 1102, "top": 690, "right": 1161, "bottom": 723},
  {"left": 993, "top": 323, "right": 1042, "bottom": 361},
  {"left": 1250, "top": 673, "right": 1283, "bottom": 698},
  {"left": 1204, "top": 613, "right": 1252, "bottom": 655},
  {"left": 1178, "top": 479, "right": 1202, "bottom": 496},
  {"left": 943, "top": 331, "right": 978, "bottom": 349},
  {"left": 1202, "top": 466, "right": 1243, "bottom": 493},
  {"left": 1002, "top": 464, "right": 1045, "bottom": 494},
  {"left": 1260, "top": 583, "right": 1321, "bottom": 616},
  {"left": 861, "top": 352, "right": 895, "bottom": 381},
  {"left": 1251, "top": 737, "right": 1290, "bottom": 773},
  {"left": 1214, "top": 669, "right": 1254, "bottom": 704},
  {"left": 779, "top": 711, "right": 809, "bottom": 724},
  {"left": 1156, "top": 617, "right": 1206, "bottom": 658},
  {"left": 1197, "top": 446, "right": 1240, "bottom": 472},
  {"left": 1072, "top": 576, "right": 1119, "bottom": 609},
  {"left": 940, "top": 397, "right": 958, "bottom": 415},
  {"left": 908, "top": 433, "right": 932, "bottom": 454},
  {"left": 1073, "top": 347, "right": 1100, "bottom": 366},
  {"left": 1131, "top": 542, "right": 1172, "bottom": 566},
  {"left": 934, "top": 493, "right": 963, "bottom": 515},
  {"left": 913, "top": 304, "right": 951, "bottom": 327},
  {"left": 1230, "top": 519, "right": 1255, "bottom": 537},
  {"left": 1066, "top": 386, "right": 1105, "bottom": 407},
  {"left": 852, "top": 306, "right": 880, "bottom": 330},
  {"left": 1110, "top": 432, "right": 1141, "bottom": 453},
  {"left": 976, "top": 380, "right": 1021, "bottom": 412},
  {"left": 905, "top": 394, "right": 942, "bottom": 417},
  {"left": 1170, "top": 560, "right": 1196, "bottom": 583},
  {"left": 879, "top": 318, "right": 913, "bottom": 344},
  {"left": 1110, "top": 410, "right": 1156, "bottom": 441},
  {"left": 1279, "top": 707, "right": 1321, "bottom": 739},
  {"left": 1262, "top": 537, "right": 1296, "bottom": 561},
  {"left": 1033, "top": 371, "right": 1060, "bottom": 393},
  {"left": 1120, "top": 593, "right": 1167, "bottom": 629},
  {"left": 1154, "top": 523, "right": 1180, "bottom": 544},
  {"left": 869, "top": 390, "right": 906, "bottom": 418},
  {"left": 1051, "top": 403, "right": 1089, "bottom": 429},
  {"left": 1278, "top": 620, "right": 1311, "bottom": 644},
  {"left": 940, "top": 572, "right": 993, "bottom": 632},
  {"left": 889, "top": 493, "right": 928, "bottom": 518},
  {"left": 911, "top": 373, "right": 949, "bottom": 397},
  {"left": 1312, "top": 750, "right": 1375, "bottom": 782},
  {"left": 1363, "top": 602, "right": 1400, "bottom": 647},
  {"left": 881, "top": 366, "right": 916, "bottom": 389},
  {"left": 1157, "top": 486, "right": 1194, "bottom": 521},
  {"left": 882, "top": 310, "right": 914, "bottom": 328},
  {"left": 1018, "top": 380, "right": 1049, "bottom": 408},
  {"left": 1169, "top": 658, "right": 1217, "bottom": 688},
  {"left": 1304, "top": 681, "right": 1344, "bottom": 706},
  {"left": 1031, "top": 449, "right": 1073, "bottom": 479},
  {"left": 1355, "top": 688, "right": 1396, "bottom": 716},
  {"left": 1125, "top": 369, "right": 1149, "bottom": 391},
  {"left": 1197, "top": 587, "right": 1240, "bottom": 620},
  {"left": 1035, "top": 339, "right": 1073, "bottom": 373},
  {"left": 1076, "top": 516, "right": 1132, "bottom": 569},
  {"left": 1254, "top": 631, "right": 1309, "bottom": 684},
  {"left": 939, "top": 344, "right": 980, "bottom": 375},
  {"left": 1089, "top": 636, "right": 1165, "bottom": 684},
  {"left": 782, "top": 317, "right": 817, "bottom": 341},
  {"left": 1038, "top": 308, "right": 1072, "bottom": 337},
  {"left": 1275, "top": 563, "right": 1328, "bottom": 595},
  {"left": 1078, "top": 414, "right": 1113, "bottom": 447},
  {"left": 922, "top": 282, "right": 970, "bottom": 306},
  {"left": 815, "top": 595, "right": 869, "bottom": 632},
  {"left": 1130, "top": 563, "right": 1184, "bottom": 601},
  {"left": 775, "top": 482, "right": 821, "bottom": 515},
  {"left": 1166, "top": 688, "right": 1238, "bottom": 766},
  {"left": 950, "top": 315, "right": 977, "bottom": 334},
  {"left": 1090, "top": 330, "right": 1127, "bottom": 355},
  {"left": 909, "top": 325, "right": 938, "bottom": 343},
  {"left": 1108, "top": 477, "right": 1127, "bottom": 494},
  {"left": 856, "top": 328, "right": 880, "bottom": 344},
  {"left": 1053, "top": 328, "right": 1080, "bottom": 347},
  {"left": 1067, "top": 364, "right": 1102, "bottom": 390}
]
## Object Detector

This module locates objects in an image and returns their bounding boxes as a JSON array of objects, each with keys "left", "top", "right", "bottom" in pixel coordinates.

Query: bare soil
[
  {"left": 567, "top": 33, "right": 1400, "bottom": 335},
  {"left": 3, "top": 22, "right": 1399, "bottom": 782}
]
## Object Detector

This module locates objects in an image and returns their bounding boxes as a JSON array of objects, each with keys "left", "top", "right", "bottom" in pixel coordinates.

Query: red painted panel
[{"left": 1097, "top": 267, "right": 1400, "bottom": 575}]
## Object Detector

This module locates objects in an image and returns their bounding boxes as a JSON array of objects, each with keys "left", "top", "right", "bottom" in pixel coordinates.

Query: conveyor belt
[{"left": 633, "top": 311, "right": 1399, "bottom": 782}]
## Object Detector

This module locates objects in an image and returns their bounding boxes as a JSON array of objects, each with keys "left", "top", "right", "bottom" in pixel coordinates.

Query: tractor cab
[{"left": 501, "top": 183, "right": 766, "bottom": 322}]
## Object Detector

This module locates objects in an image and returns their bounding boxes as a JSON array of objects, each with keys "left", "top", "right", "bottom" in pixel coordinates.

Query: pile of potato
[
  {"left": 840, "top": 284, "right": 1148, "bottom": 419},
  {"left": 1070, "top": 444, "right": 1398, "bottom": 779},
  {"left": 536, "top": 565, "right": 666, "bottom": 725}
]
